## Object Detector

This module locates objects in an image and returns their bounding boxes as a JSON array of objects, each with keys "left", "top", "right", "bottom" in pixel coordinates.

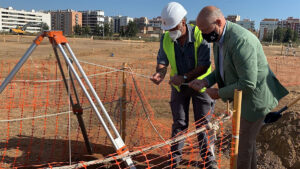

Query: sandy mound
[{"left": 257, "top": 111, "right": 300, "bottom": 169}]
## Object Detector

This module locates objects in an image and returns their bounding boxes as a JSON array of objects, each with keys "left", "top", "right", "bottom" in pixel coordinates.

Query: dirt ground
[{"left": 0, "top": 35, "right": 299, "bottom": 169}]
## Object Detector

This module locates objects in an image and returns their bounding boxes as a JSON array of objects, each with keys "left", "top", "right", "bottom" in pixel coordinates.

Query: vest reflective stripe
[{"left": 163, "top": 26, "right": 211, "bottom": 92}]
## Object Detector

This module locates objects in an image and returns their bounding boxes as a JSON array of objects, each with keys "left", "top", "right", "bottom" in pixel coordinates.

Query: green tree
[
  {"left": 82, "top": 25, "right": 91, "bottom": 35},
  {"left": 40, "top": 22, "right": 49, "bottom": 31},
  {"left": 274, "top": 27, "right": 284, "bottom": 42},
  {"left": 292, "top": 29, "right": 299, "bottom": 42},
  {"left": 263, "top": 32, "right": 272, "bottom": 42},
  {"left": 120, "top": 26, "right": 126, "bottom": 37},
  {"left": 125, "top": 21, "right": 138, "bottom": 37},
  {"left": 73, "top": 24, "right": 82, "bottom": 35},
  {"left": 283, "top": 27, "right": 293, "bottom": 42},
  {"left": 93, "top": 24, "right": 102, "bottom": 36},
  {"left": 104, "top": 23, "right": 112, "bottom": 36}
]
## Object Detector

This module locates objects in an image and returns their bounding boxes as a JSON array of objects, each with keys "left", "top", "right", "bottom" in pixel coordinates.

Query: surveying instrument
[{"left": 0, "top": 31, "right": 136, "bottom": 168}]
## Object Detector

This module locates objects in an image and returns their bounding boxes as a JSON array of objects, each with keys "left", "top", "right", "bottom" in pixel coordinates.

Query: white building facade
[
  {"left": 259, "top": 19, "right": 279, "bottom": 40},
  {"left": 81, "top": 10, "right": 105, "bottom": 32},
  {"left": 109, "top": 16, "right": 133, "bottom": 33},
  {"left": 104, "top": 16, "right": 113, "bottom": 24},
  {"left": 0, "top": 7, "right": 51, "bottom": 33},
  {"left": 149, "top": 16, "right": 162, "bottom": 28},
  {"left": 236, "top": 19, "right": 255, "bottom": 31},
  {"left": 120, "top": 16, "right": 133, "bottom": 27},
  {"left": 226, "top": 15, "right": 241, "bottom": 23},
  {"left": 104, "top": 16, "right": 114, "bottom": 32}
]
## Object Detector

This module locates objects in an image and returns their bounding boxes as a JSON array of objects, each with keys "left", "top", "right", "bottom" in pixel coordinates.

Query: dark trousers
[
  {"left": 237, "top": 117, "right": 264, "bottom": 169},
  {"left": 169, "top": 86, "right": 215, "bottom": 166}
]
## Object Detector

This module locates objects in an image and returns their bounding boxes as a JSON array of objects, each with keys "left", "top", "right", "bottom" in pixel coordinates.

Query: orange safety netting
[{"left": 0, "top": 55, "right": 299, "bottom": 169}]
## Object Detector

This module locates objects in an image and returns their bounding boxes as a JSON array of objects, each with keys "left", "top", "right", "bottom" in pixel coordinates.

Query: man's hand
[
  {"left": 188, "top": 79, "right": 208, "bottom": 91},
  {"left": 206, "top": 88, "right": 220, "bottom": 100},
  {"left": 169, "top": 75, "right": 184, "bottom": 86},
  {"left": 150, "top": 72, "right": 164, "bottom": 85}
]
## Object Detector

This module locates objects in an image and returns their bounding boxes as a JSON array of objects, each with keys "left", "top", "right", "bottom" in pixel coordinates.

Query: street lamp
[
  {"left": 271, "top": 20, "right": 275, "bottom": 45},
  {"left": 103, "top": 22, "right": 104, "bottom": 37}
]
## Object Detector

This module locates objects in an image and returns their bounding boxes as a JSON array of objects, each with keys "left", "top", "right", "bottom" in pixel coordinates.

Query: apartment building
[
  {"left": 134, "top": 17, "right": 149, "bottom": 34},
  {"left": 259, "top": 18, "right": 279, "bottom": 40},
  {"left": 134, "top": 17, "right": 148, "bottom": 28},
  {"left": 278, "top": 17, "right": 300, "bottom": 40},
  {"left": 109, "top": 15, "right": 133, "bottom": 33},
  {"left": 0, "top": 7, "right": 51, "bottom": 33},
  {"left": 50, "top": 9, "right": 82, "bottom": 35},
  {"left": 226, "top": 15, "right": 241, "bottom": 23},
  {"left": 104, "top": 16, "right": 114, "bottom": 30},
  {"left": 236, "top": 19, "right": 255, "bottom": 31},
  {"left": 81, "top": 10, "right": 104, "bottom": 32},
  {"left": 149, "top": 16, "right": 162, "bottom": 28}
]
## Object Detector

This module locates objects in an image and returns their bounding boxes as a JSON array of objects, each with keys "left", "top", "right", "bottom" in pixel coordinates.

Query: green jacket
[{"left": 206, "top": 21, "right": 289, "bottom": 122}]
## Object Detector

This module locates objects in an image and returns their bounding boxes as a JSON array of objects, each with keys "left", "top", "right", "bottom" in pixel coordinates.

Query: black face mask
[{"left": 202, "top": 31, "right": 219, "bottom": 42}]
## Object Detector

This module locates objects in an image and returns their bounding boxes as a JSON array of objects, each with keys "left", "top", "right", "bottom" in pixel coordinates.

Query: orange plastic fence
[{"left": 0, "top": 56, "right": 299, "bottom": 169}]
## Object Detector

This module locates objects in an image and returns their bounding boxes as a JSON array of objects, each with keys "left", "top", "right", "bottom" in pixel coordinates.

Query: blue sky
[{"left": 0, "top": 0, "right": 299, "bottom": 29}]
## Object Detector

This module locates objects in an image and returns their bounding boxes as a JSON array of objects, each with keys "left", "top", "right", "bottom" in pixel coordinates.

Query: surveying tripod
[{"left": 0, "top": 31, "right": 136, "bottom": 168}]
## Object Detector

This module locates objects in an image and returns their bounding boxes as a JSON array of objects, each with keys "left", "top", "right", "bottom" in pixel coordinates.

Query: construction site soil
[{"left": 0, "top": 35, "right": 299, "bottom": 169}]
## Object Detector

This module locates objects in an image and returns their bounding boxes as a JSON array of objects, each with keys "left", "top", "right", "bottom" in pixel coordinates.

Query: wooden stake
[
  {"left": 227, "top": 100, "right": 230, "bottom": 114},
  {"left": 230, "top": 89, "right": 242, "bottom": 169},
  {"left": 3, "top": 33, "right": 6, "bottom": 44},
  {"left": 121, "top": 62, "right": 128, "bottom": 141}
]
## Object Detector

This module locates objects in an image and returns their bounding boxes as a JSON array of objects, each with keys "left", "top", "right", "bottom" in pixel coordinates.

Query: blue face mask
[{"left": 202, "top": 31, "right": 219, "bottom": 43}]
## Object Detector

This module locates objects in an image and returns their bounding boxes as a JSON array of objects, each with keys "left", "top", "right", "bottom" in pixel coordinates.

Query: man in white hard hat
[{"left": 150, "top": 2, "right": 217, "bottom": 169}]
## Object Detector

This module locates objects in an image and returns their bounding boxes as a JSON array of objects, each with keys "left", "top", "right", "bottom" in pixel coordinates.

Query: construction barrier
[{"left": 0, "top": 53, "right": 299, "bottom": 168}]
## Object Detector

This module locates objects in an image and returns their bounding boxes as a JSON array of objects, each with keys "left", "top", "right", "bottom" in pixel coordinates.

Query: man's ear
[{"left": 216, "top": 19, "right": 222, "bottom": 27}]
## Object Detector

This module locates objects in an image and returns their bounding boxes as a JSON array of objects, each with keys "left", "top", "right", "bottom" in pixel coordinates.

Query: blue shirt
[
  {"left": 217, "top": 23, "right": 227, "bottom": 81},
  {"left": 157, "top": 24, "right": 211, "bottom": 76}
]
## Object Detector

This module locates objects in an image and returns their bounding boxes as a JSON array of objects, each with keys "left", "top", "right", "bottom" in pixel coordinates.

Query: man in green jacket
[{"left": 189, "top": 6, "right": 289, "bottom": 169}]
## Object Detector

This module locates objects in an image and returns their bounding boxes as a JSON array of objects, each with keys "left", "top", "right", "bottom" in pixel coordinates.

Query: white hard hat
[{"left": 161, "top": 2, "right": 187, "bottom": 30}]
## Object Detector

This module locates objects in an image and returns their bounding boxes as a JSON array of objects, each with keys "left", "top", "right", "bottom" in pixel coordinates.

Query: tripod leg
[
  {"left": 0, "top": 43, "right": 37, "bottom": 94},
  {"left": 52, "top": 45, "right": 93, "bottom": 154},
  {"left": 58, "top": 44, "right": 136, "bottom": 168},
  {"left": 64, "top": 44, "right": 121, "bottom": 139},
  {"left": 65, "top": 58, "right": 94, "bottom": 155},
  {"left": 75, "top": 108, "right": 93, "bottom": 154},
  {"left": 56, "top": 44, "right": 116, "bottom": 147}
]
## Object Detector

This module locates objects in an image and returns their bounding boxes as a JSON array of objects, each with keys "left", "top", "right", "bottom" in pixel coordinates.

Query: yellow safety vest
[{"left": 163, "top": 25, "right": 211, "bottom": 92}]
